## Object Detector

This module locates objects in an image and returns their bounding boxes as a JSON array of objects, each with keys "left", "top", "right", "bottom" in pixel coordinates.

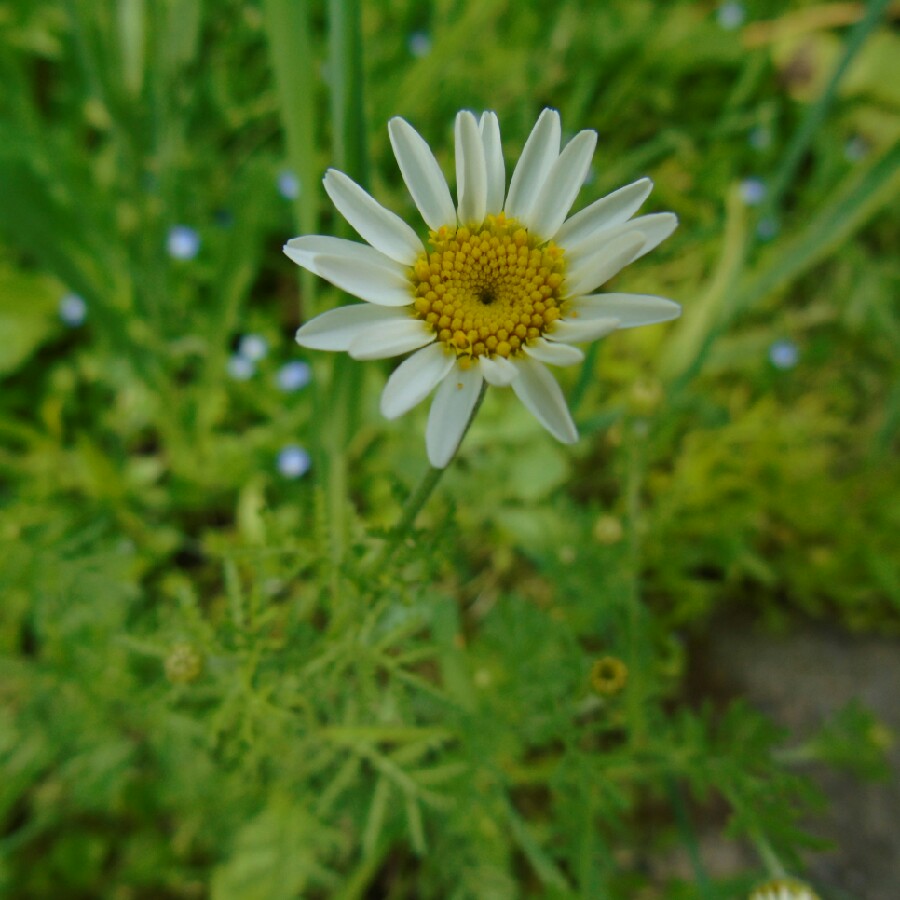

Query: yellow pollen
[{"left": 408, "top": 215, "right": 567, "bottom": 360}]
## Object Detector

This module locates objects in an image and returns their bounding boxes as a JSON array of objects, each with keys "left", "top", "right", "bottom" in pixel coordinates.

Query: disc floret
[{"left": 409, "top": 213, "right": 566, "bottom": 360}]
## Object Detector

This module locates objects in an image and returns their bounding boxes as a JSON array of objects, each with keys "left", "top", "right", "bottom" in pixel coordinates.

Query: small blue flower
[
  {"left": 227, "top": 354, "right": 255, "bottom": 381},
  {"left": 278, "top": 444, "right": 311, "bottom": 479},
  {"left": 168, "top": 225, "right": 200, "bottom": 260},
  {"left": 749, "top": 126, "right": 771, "bottom": 150},
  {"left": 277, "top": 360, "right": 312, "bottom": 392},
  {"left": 756, "top": 216, "right": 779, "bottom": 241},
  {"left": 717, "top": 1, "right": 745, "bottom": 29},
  {"left": 844, "top": 136, "right": 868, "bottom": 162},
  {"left": 59, "top": 292, "right": 87, "bottom": 327},
  {"left": 769, "top": 339, "right": 799, "bottom": 370},
  {"left": 740, "top": 177, "right": 767, "bottom": 206},
  {"left": 277, "top": 169, "right": 300, "bottom": 200},
  {"left": 238, "top": 333, "right": 268, "bottom": 362},
  {"left": 408, "top": 31, "right": 432, "bottom": 58}
]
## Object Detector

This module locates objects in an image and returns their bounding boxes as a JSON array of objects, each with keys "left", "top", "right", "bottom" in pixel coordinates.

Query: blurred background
[{"left": 0, "top": 0, "right": 898, "bottom": 897}]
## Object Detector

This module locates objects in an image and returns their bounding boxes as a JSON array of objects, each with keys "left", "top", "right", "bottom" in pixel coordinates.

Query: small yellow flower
[
  {"left": 165, "top": 643, "right": 203, "bottom": 685},
  {"left": 629, "top": 377, "right": 662, "bottom": 415},
  {"left": 749, "top": 878, "right": 821, "bottom": 900},
  {"left": 593, "top": 514, "right": 624, "bottom": 545},
  {"left": 590, "top": 656, "right": 628, "bottom": 696}
]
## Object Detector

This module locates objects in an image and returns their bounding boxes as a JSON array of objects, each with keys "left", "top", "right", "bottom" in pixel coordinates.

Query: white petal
[
  {"left": 566, "top": 212, "right": 678, "bottom": 263},
  {"left": 284, "top": 235, "right": 402, "bottom": 277},
  {"left": 347, "top": 318, "right": 435, "bottom": 360},
  {"left": 479, "top": 354, "right": 518, "bottom": 386},
  {"left": 523, "top": 337, "right": 584, "bottom": 366},
  {"left": 388, "top": 117, "right": 457, "bottom": 231},
  {"left": 480, "top": 112, "right": 505, "bottom": 214},
  {"left": 555, "top": 178, "right": 653, "bottom": 253},
  {"left": 550, "top": 317, "right": 619, "bottom": 344},
  {"left": 323, "top": 169, "right": 424, "bottom": 265},
  {"left": 528, "top": 130, "right": 597, "bottom": 240},
  {"left": 565, "top": 231, "right": 645, "bottom": 297},
  {"left": 312, "top": 254, "right": 413, "bottom": 307},
  {"left": 631, "top": 212, "right": 678, "bottom": 259},
  {"left": 295, "top": 304, "right": 405, "bottom": 351},
  {"left": 426, "top": 365, "right": 484, "bottom": 468},
  {"left": 569, "top": 293, "right": 681, "bottom": 329},
  {"left": 504, "top": 109, "right": 561, "bottom": 227},
  {"left": 380, "top": 343, "right": 456, "bottom": 419},
  {"left": 510, "top": 356, "right": 577, "bottom": 444},
  {"left": 455, "top": 111, "right": 487, "bottom": 226}
]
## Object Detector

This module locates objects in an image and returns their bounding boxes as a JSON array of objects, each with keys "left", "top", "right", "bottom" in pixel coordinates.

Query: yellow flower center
[
  {"left": 590, "top": 656, "right": 628, "bottom": 696},
  {"left": 409, "top": 213, "right": 566, "bottom": 360}
]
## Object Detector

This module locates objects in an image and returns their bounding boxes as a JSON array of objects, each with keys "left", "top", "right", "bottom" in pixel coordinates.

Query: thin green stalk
[
  {"left": 749, "top": 827, "right": 787, "bottom": 881},
  {"left": 368, "top": 386, "right": 487, "bottom": 573},
  {"left": 666, "top": 775, "right": 713, "bottom": 899},
  {"left": 568, "top": 341, "right": 600, "bottom": 416},
  {"left": 328, "top": 0, "right": 367, "bottom": 186},
  {"left": 625, "top": 421, "right": 649, "bottom": 748},
  {"left": 761, "top": 0, "right": 892, "bottom": 222},
  {"left": 320, "top": 0, "right": 368, "bottom": 572},
  {"left": 262, "top": 0, "right": 319, "bottom": 317}
]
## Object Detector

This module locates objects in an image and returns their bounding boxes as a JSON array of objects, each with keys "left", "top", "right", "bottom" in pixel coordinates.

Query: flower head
[
  {"left": 59, "top": 292, "right": 87, "bottom": 327},
  {"left": 590, "top": 656, "right": 628, "bottom": 695},
  {"left": 717, "top": 2, "right": 745, "bottom": 30},
  {"left": 278, "top": 169, "right": 300, "bottom": 200},
  {"left": 277, "top": 360, "right": 312, "bottom": 392},
  {"left": 238, "top": 333, "right": 269, "bottom": 362},
  {"left": 287, "top": 109, "right": 680, "bottom": 467},
  {"left": 165, "top": 643, "right": 203, "bottom": 685},
  {"left": 278, "top": 444, "right": 311, "bottom": 479},
  {"left": 227, "top": 354, "right": 255, "bottom": 381},
  {"left": 769, "top": 339, "right": 799, "bottom": 370},
  {"left": 168, "top": 225, "right": 200, "bottom": 260},
  {"left": 749, "top": 878, "right": 821, "bottom": 900}
]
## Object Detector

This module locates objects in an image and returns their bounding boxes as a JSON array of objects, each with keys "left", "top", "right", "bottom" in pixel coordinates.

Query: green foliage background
[{"left": 0, "top": 0, "right": 898, "bottom": 897}]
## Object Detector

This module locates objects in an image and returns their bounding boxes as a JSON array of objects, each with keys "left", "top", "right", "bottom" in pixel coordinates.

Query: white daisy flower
[
  {"left": 287, "top": 108, "right": 680, "bottom": 468},
  {"left": 749, "top": 878, "right": 821, "bottom": 900}
]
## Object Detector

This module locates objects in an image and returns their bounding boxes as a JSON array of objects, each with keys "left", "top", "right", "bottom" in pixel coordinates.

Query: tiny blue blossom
[
  {"left": 749, "top": 126, "right": 771, "bottom": 150},
  {"left": 277, "top": 360, "right": 312, "bottom": 392},
  {"left": 227, "top": 354, "right": 255, "bottom": 381},
  {"left": 756, "top": 216, "right": 779, "bottom": 241},
  {"left": 168, "top": 225, "right": 200, "bottom": 260},
  {"left": 59, "top": 292, "right": 87, "bottom": 327},
  {"left": 278, "top": 444, "right": 311, "bottom": 479},
  {"left": 239, "top": 333, "right": 268, "bottom": 362},
  {"left": 717, "top": 1, "right": 745, "bottom": 29},
  {"left": 844, "top": 136, "right": 868, "bottom": 162},
  {"left": 769, "top": 339, "right": 799, "bottom": 370},
  {"left": 740, "top": 177, "right": 767, "bottom": 206},
  {"left": 408, "top": 31, "right": 432, "bottom": 58},
  {"left": 277, "top": 169, "right": 300, "bottom": 200}
]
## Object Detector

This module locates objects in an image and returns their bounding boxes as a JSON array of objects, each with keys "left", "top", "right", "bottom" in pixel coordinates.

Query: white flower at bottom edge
[
  {"left": 287, "top": 108, "right": 681, "bottom": 468},
  {"left": 749, "top": 878, "right": 821, "bottom": 900}
]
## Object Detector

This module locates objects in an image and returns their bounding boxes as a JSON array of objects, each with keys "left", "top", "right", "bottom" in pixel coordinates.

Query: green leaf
[{"left": 0, "top": 267, "right": 63, "bottom": 376}]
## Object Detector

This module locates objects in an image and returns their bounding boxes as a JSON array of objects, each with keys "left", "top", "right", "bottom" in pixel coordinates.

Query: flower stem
[
  {"left": 750, "top": 827, "right": 787, "bottom": 881},
  {"left": 368, "top": 385, "right": 486, "bottom": 572}
]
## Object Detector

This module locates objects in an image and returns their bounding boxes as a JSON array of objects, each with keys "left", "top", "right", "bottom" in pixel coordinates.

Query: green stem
[
  {"left": 625, "top": 420, "right": 648, "bottom": 747},
  {"left": 750, "top": 827, "right": 787, "bottom": 881},
  {"left": 368, "top": 386, "right": 486, "bottom": 572},
  {"left": 665, "top": 775, "right": 713, "bottom": 899},
  {"left": 322, "top": 0, "right": 368, "bottom": 571},
  {"left": 328, "top": 0, "right": 367, "bottom": 185},
  {"left": 261, "top": 0, "right": 319, "bottom": 317}
]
